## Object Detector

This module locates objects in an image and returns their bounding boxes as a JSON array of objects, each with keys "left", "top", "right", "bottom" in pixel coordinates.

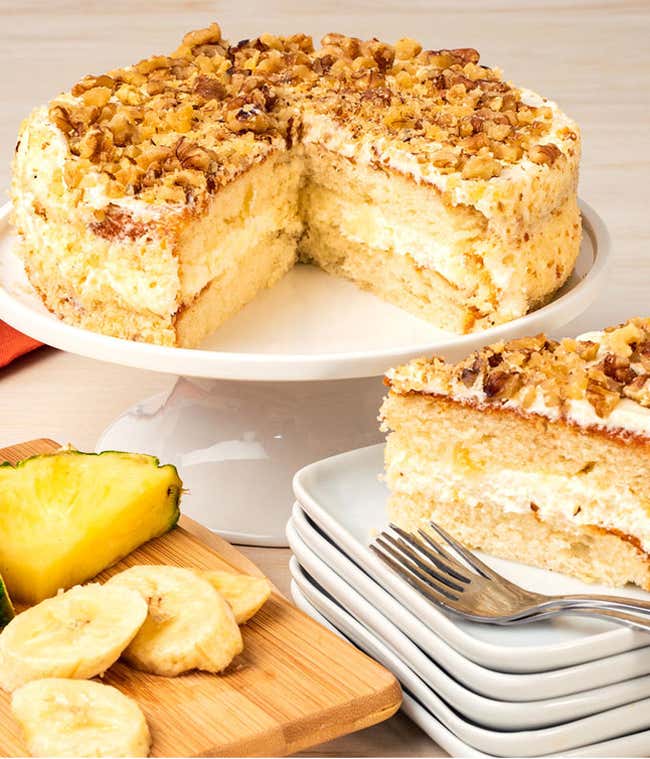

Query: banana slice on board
[
  {"left": 201, "top": 569, "right": 271, "bottom": 624},
  {"left": 12, "top": 678, "right": 151, "bottom": 757},
  {"left": 0, "top": 584, "right": 147, "bottom": 692},
  {"left": 108, "top": 565, "right": 243, "bottom": 677}
]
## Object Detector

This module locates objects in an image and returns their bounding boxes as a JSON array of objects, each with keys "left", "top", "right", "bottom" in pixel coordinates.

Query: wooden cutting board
[{"left": 0, "top": 439, "right": 401, "bottom": 757}]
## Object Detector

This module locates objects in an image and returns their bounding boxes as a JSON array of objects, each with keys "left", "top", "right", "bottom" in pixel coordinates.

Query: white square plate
[
  {"left": 289, "top": 505, "right": 650, "bottom": 714},
  {"left": 289, "top": 578, "right": 650, "bottom": 758},
  {"left": 292, "top": 443, "right": 650, "bottom": 673}
]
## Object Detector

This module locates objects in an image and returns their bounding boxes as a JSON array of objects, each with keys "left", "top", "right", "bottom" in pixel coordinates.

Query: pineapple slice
[
  {"left": 0, "top": 574, "right": 14, "bottom": 627},
  {"left": 0, "top": 450, "right": 181, "bottom": 604}
]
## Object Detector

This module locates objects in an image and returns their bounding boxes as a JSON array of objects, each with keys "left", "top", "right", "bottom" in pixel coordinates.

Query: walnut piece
[
  {"left": 225, "top": 101, "right": 270, "bottom": 134},
  {"left": 624, "top": 375, "right": 650, "bottom": 407},
  {"left": 529, "top": 143, "right": 562, "bottom": 165},
  {"left": 483, "top": 370, "right": 522, "bottom": 400},
  {"left": 586, "top": 377, "right": 621, "bottom": 418},
  {"left": 461, "top": 154, "right": 502, "bottom": 180}
]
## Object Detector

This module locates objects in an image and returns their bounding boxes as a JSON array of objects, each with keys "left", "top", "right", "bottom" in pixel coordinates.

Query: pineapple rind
[{"left": 0, "top": 574, "right": 15, "bottom": 627}]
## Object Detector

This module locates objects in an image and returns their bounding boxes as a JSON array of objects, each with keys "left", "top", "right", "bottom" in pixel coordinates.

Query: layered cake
[
  {"left": 381, "top": 319, "right": 650, "bottom": 589},
  {"left": 12, "top": 23, "right": 581, "bottom": 346}
]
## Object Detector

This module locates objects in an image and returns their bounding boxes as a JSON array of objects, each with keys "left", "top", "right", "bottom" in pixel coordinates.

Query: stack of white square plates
[{"left": 288, "top": 443, "right": 650, "bottom": 757}]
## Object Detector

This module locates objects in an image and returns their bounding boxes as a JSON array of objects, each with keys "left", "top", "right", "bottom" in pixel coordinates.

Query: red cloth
[{"left": 0, "top": 321, "right": 42, "bottom": 368}]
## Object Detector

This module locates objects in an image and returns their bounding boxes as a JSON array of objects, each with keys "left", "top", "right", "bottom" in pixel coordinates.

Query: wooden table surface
[{"left": 2, "top": 1, "right": 649, "bottom": 755}]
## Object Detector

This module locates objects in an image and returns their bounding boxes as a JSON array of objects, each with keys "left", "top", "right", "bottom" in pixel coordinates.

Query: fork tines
[
  {"left": 371, "top": 525, "right": 461, "bottom": 604},
  {"left": 370, "top": 521, "right": 490, "bottom": 607}
]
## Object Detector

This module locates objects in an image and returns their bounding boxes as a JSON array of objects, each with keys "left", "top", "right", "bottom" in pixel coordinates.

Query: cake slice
[{"left": 381, "top": 318, "right": 650, "bottom": 589}]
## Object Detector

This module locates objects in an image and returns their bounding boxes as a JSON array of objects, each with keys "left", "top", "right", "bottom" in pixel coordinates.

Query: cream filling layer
[
  {"left": 303, "top": 181, "right": 484, "bottom": 291},
  {"left": 13, "top": 109, "right": 70, "bottom": 228},
  {"left": 386, "top": 453, "right": 650, "bottom": 553},
  {"left": 180, "top": 204, "right": 301, "bottom": 301}
]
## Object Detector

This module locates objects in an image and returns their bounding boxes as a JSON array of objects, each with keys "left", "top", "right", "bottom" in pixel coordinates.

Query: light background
[{"left": 2, "top": 3, "right": 649, "bottom": 753}]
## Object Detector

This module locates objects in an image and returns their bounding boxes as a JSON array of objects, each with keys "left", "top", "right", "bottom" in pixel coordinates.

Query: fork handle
[
  {"left": 503, "top": 604, "right": 650, "bottom": 633},
  {"left": 542, "top": 594, "right": 650, "bottom": 616}
]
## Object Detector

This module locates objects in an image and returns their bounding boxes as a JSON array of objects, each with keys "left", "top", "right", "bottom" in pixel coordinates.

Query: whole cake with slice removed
[
  {"left": 381, "top": 318, "right": 650, "bottom": 590},
  {"left": 12, "top": 23, "right": 581, "bottom": 346}
]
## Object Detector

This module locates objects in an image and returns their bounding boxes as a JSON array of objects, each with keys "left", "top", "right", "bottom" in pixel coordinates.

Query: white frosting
[
  {"left": 80, "top": 177, "right": 171, "bottom": 219},
  {"left": 567, "top": 397, "right": 650, "bottom": 436},
  {"left": 81, "top": 167, "right": 191, "bottom": 222},
  {"left": 569, "top": 330, "right": 650, "bottom": 436},
  {"left": 13, "top": 109, "right": 69, "bottom": 223},
  {"left": 20, "top": 109, "right": 173, "bottom": 223}
]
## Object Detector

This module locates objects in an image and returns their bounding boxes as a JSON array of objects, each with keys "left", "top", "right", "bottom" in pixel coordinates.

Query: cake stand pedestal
[
  {"left": 0, "top": 200, "right": 609, "bottom": 546},
  {"left": 97, "top": 375, "right": 385, "bottom": 546}
]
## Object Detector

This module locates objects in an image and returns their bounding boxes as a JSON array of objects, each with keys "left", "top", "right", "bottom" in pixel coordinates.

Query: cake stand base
[{"left": 96, "top": 376, "right": 386, "bottom": 546}]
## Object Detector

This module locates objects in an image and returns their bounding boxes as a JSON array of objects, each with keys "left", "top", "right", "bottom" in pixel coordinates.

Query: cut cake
[{"left": 12, "top": 24, "right": 581, "bottom": 346}]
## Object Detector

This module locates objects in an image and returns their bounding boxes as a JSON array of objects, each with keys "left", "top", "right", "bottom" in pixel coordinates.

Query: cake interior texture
[
  {"left": 11, "top": 24, "right": 581, "bottom": 346},
  {"left": 382, "top": 320, "right": 650, "bottom": 590},
  {"left": 300, "top": 144, "right": 579, "bottom": 333}
]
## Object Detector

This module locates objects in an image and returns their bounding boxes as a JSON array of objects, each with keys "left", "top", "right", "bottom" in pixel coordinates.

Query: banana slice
[
  {"left": 12, "top": 678, "right": 151, "bottom": 757},
  {"left": 201, "top": 569, "right": 271, "bottom": 624},
  {"left": 108, "top": 565, "right": 243, "bottom": 677},
  {"left": 0, "top": 584, "right": 147, "bottom": 692}
]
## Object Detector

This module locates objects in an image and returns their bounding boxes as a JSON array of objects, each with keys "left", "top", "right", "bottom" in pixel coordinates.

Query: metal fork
[{"left": 370, "top": 522, "right": 650, "bottom": 632}]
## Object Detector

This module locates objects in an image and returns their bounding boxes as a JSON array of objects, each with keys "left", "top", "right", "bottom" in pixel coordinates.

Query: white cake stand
[{"left": 0, "top": 201, "right": 609, "bottom": 545}]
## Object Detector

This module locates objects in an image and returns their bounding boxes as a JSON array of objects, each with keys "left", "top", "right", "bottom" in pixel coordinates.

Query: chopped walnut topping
[
  {"left": 393, "top": 319, "right": 650, "bottom": 427},
  {"left": 461, "top": 153, "right": 502, "bottom": 180},
  {"left": 633, "top": 340, "right": 650, "bottom": 372},
  {"left": 430, "top": 147, "right": 458, "bottom": 168},
  {"left": 193, "top": 75, "right": 226, "bottom": 101},
  {"left": 586, "top": 374, "right": 621, "bottom": 418},
  {"left": 175, "top": 138, "right": 217, "bottom": 170},
  {"left": 173, "top": 22, "right": 224, "bottom": 59},
  {"left": 49, "top": 104, "right": 76, "bottom": 136},
  {"left": 602, "top": 320, "right": 645, "bottom": 357},
  {"left": 601, "top": 353, "right": 636, "bottom": 385},
  {"left": 395, "top": 37, "right": 422, "bottom": 60},
  {"left": 483, "top": 370, "right": 522, "bottom": 400},
  {"left": 45, "top": 23, "right": 572, "bottom": 205}
]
